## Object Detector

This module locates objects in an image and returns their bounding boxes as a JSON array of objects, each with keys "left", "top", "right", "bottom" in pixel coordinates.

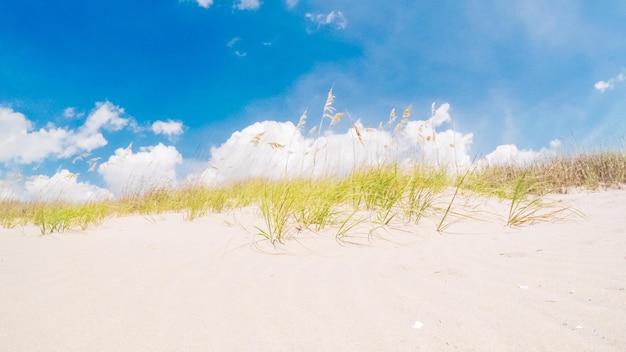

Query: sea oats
[
  {"left": 72, "top": 153, "right": 90, "bottom": 164},
  {"left": 296, "top": 110, "right": 307, "bottom": 133},
  {"left": 353, "top": 122, "right": 364, "bottom": 146},
  {"left": 322, "top": 89, "right": 336, "bottom": 121},
  {"left": 388, "top": 108, "right": 397, "bottom": 125},
  {"left": 394, "top": 105, "right": 412, "bottom": 133},
  {"left": 268, "top": 142, "right": 285, "bottom": 149},
  {"left": 251, "top": 132, "right": 265, "bottom": 146},
  {"left": 401, "top": 105, "right": 411, "bottom": 121},
  {"left": 87, "top": 157, "right": 101, "bottom": 172},
  {"left": 330, "top": 112, "right": 343, "bottom": 125}
]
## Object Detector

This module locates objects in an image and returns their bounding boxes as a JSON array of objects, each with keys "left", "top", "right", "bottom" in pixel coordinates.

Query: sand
[{"left": 1, "top": 189, "right": 625, "bottom": 351}]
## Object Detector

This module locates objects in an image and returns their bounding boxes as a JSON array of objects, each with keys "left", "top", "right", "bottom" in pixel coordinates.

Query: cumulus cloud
[
  {"left": 151, "top": 120, "right": 184, "bottom": 137},
  {"left": 305, "top": 11, "right": 347, "bottom": 31},
  {"left": 234, "top": 0, "right": 260, "bottom": 11},
  {"left": 0, "top": 169, "right": 112, "bottom": 202},
  {"left": 24, "top": 170, "right": 113, "bottom": 203},
  {"left": 481, "top": 144, "right": 541, "bottom": 166},
  {"left": 549, "top": 139, "right": 561, "bottom": 148},
  {"left": 195, "top": 0, "right": 213, "bottom": 8},
  {"left": 595, "top": 71, "right": 625, "bottom": 93},
  {"left": 478, "top": 140, "right": 562, "bottom": 168},
  {"left": 98, "top": 143, "right": 183, "bottom": 197},
  {"left": 190, "top": 103, "right": 474, "bottom": 186},
  {"left": 0, "top": 107, "right": 69, "bottom": 164},
  {"left": 0, "top": 175, "right": 21, "bottom": 201},
  {"left": 0, "top": 102, "right": 130, "bottom": 164}
]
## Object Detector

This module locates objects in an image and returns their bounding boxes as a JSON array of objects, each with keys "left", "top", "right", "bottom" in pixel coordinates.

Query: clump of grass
[
  {"left": 31, "top": 202, "right": 108, "bottom": 235},
  {"left": 346, "top": 165, "right": 404, "bottom": 225},
  {"left": 254, "top": 181, "right": 298, "bottom": 244},
  {"left": 0, "top": 200, "right": 29, "bottom": 228},
  {"left": 292, "top": 179, "right": 343, "bottom": 231},
  {"left": 401, "top": 167, "right": 447, "bottom": 224}
]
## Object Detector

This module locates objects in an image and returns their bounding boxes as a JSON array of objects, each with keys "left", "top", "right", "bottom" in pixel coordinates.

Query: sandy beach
[{"left": 1, "top": 189, "right": 625, "bottom": 351}]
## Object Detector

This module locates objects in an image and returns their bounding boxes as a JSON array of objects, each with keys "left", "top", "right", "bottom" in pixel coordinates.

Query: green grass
[
  {"left": 1, "top": 152, "right": 619, "bottom": 237},
  {"left": 1, "top": 92, "right": 623, "bottom": 239}
]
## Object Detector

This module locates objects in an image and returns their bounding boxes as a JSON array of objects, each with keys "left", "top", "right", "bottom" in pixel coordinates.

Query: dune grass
[
  {"left": 1, "top": 92, "right": 623, "bottom": 238},
  {"left": 1, "top": 152, "right": 621, "bottom": 237}
]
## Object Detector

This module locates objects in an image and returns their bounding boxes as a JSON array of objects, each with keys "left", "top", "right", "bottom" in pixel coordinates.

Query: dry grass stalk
[
  {"left": 268, "top": 142, "right": 285, "bottom": 149},
  {"left": 296, "top": 110, "right": 307, "bottom": 132},
  {"left": 353, "top": 122, "right": 364, "bottom": 146},
  {"left": 251, "top": 132, "right": 265, "bottom": 146}
]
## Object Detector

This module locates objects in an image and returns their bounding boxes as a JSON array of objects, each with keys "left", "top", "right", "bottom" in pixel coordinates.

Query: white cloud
[
  {"left": 0, "top": 102, "right": 130, "bottom": 164},
  {"left": 190, "top": 103, "right": 474, "bottom": 186},
  {"left": 24, "top": 170, "right": 113, "bottom": 203},
  {"left": 285, "top": 0, "right": 298, "bottom": 9},
  {"left": 0, "top": 169, "right": 112, "bottom": 202},
  {"left": 305, "top": 11, "right": 348, "bottom": 31},
  {"left": 64, "top": 107, "right": 77, "bottom": 118},
  {"left": 0, "top": 106, "right": 69, "bottom": 164},
  {"left": 226, "top": 37, "right": 247, "bottom": 57},
  {"left": 196, "top": 0, "right": 213, "bottom": 8},
  {"left": 479, "top": 140, "right": 560, "bottom": 167},
  {"left": 152, "top": 120, "right": 184, "bottom": 137},
  {"left": 549, "top": 139, "right": 561, "bottom": 148},
  {"left": 226, "top": 37, "right": 241, "bottom": 47},
  {"left": 595, "top": 71, "right": 625, "bottom": 93},
  {"left": 188, "top": 101, "right": 567, "bottom": 187},
  {"left": 481, "top": 144, "right": 540, "bottom": 166},
  {"left": 0, "top": 176, "right": 20, "bottom": 201},
  {"left": 234, "top": 0, "right": 260, "bottom": 11},
  {"left": 98, "top": 143, "right": 183, "bottom": 197}
]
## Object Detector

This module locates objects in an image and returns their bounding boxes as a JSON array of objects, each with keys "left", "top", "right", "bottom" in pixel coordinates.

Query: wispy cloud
[
  {"left": 285, "top": 0, "right": 298, "bottom": 10},
  {"left": 226, "top": 37, "right": 241, "bottom": 47},
  {"left": 305, "top": 11, "right": 347, "bottom": 32},
  {"left": 234, "top": 0, "right": 260, "bottom": 11},
  {"left": 227, "top": 37, "right": 247, "bottom": 57},
  {"left": 63, "top": 107, "right": 84, "bottom": 119},
  {"left": 595, "top": 71, "right": 625, "bottom": 93},
  {"left": 195, "top": 0, "right": 214, "bottom": 9}
]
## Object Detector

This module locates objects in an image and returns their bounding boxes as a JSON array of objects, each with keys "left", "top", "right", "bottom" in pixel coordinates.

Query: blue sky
[{"left": 1, "top": 0, "right": 625, "bottom": 201}]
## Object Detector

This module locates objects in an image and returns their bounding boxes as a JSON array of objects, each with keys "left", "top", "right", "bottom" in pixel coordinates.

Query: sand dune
[{"left": 1, "top": 190, "right": 625, "bottom": 351}]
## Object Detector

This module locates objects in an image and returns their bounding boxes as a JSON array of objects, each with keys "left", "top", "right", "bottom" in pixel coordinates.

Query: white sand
[{"left": 1, "top": 190, "right": 625, "bottom": 351}]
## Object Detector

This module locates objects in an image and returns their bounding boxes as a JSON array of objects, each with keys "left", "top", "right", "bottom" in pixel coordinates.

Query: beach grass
[
  {"left": 1, "top": 150, "right": 621, "bottom": 236},
  {"left": 1, "top": 92, "right": 623, "bottom": 237}
]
